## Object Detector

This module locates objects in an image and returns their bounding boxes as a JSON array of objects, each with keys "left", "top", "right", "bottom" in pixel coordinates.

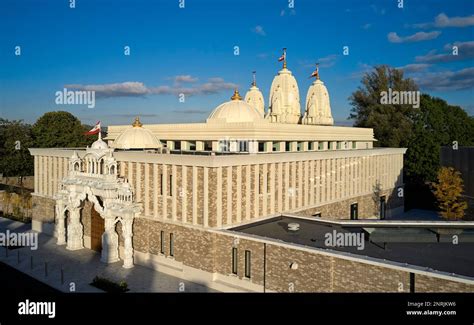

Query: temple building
[{"left": 27, "top": 57, "right": 473, "bottom": 292}]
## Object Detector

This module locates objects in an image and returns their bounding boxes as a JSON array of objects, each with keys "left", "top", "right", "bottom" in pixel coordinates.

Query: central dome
[
  {"left": 207, "top": 89, "right": 264, "bottom": 124},
  {"left": 112, "top": 117, "right": 162, "bottom": 149}
]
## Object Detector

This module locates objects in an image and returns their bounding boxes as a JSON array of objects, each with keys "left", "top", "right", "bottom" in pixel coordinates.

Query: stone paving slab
[{"left": 0, "top": 217, "right": 216, "bottom": 293}]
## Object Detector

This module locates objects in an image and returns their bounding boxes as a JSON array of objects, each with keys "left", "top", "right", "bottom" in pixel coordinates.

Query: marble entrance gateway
[{"left": 53, "top": 135, "right": 142, "bottom": 268}]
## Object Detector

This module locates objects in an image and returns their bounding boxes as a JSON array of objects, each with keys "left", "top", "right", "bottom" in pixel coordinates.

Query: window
[
  {"left": 350, "top": 203, "right": 358, "bottom": 220},
  {"left": 160, "top": 231, "right": 165, "bottom": 254},
  {"left": 285, "top": 142, "right": 291, "bottom": 152},
  {"left": 245, "top": 250, "right": 251, "bottom": 278},
  {"left": 352, "top": 142, "right": 357, "bottom": 149},
  {"left": 337, "top": 142, "right": 342, "bottom": 150},
  {"left": 239, "top": 140, "right": 248, "bottom": 152},
  {"left": 258, "top": 142, "right": 265, "bottom": 152},
  {"left": 232, "top": 248, "right": 238, "bottom": 275},
  {"left": 318, "top": 142, "right": 324, "bottom": 150},
  {"left": 169, "top": 174, "right": 173, "bottom": 196},
  {"left": 160, "top": 174, "right": 164, "bottom": 195},
  {"left": 379, "top": 196, "right": 386, "bottom": 220},
  {"left": 169, "top": 233, "right": 174, "bottom": 257}
]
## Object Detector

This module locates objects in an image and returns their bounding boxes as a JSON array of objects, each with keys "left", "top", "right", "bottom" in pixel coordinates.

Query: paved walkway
[{"left": 0, "top": 217, "right": 215, "bottom": 293}]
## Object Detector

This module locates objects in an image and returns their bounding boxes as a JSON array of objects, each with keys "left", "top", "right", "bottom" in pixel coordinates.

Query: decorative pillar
[
  {"left": 122, "top": 218, "right": 134, "bottom": 269},
  {"left": 55, "top": 202, "right": 66, "bottom": 245},
  {"left": 66, "top": 199, "right": 84, "bottom": 250},
  {"left": 101, "top": 216, "right": 119, "bottom": 264}
]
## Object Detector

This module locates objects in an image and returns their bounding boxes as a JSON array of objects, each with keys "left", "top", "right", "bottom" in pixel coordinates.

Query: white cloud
[
  {"left": 171, "top": 75, "right": 198, "bottom": 84},
  {"left": 66, "top": 77, "right": 238, "bottom": 98},
  {"left": 415, "top": 41, "right": 474, "bottom": 63},
  {"left": 362, "top": 23, "right": 372, "bottom": 30},
  {"left": 396, "top": 63, "right": 431, "bottom": 73},
  {"left": 414, "top": 67, "right": 474, "bottom": 91},
  {"left": 388, "top": 31, "right": 441, "bottom": 43},
  {"left": 414, "top": 13, "right": 474, "bottom": 29},
  {"left": 253, "top": 25, "right": 266, "bottom": 36}
]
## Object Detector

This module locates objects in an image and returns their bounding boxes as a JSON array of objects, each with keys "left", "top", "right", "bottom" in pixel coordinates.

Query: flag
[
  {"left": 84, "top": 121, "right": 101, "bottom": 135},
  {"left": 309, "top": 69, "right": 318, "bottom": 78},
  {"left": 278, "top": 54, "right": 285, "bottom": 62}
]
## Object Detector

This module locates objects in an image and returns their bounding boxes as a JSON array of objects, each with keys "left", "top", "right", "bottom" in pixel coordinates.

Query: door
[
  {"left": 90, "top": 207, "right": 104, "bottom": 252},
  {"left": 379, "top": 196, "right": 386, "bottom": 220}
]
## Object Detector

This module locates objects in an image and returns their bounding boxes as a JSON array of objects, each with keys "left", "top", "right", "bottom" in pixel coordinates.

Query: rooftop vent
[{"left": 288, "top": 223, "right": 300, "bottom": 231}]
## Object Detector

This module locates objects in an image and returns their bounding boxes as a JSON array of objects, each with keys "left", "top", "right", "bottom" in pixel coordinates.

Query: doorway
[{"left": 90, "top": 206, "right": 104, "bottom": 252}]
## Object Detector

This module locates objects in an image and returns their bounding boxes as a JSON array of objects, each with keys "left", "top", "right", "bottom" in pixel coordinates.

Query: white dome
[
  {"left": 207, "top": 90, "right": 264, "bottom": 124},
  {"left": 302, "top": 79, "right": 334, "bottom": 126},
  {"left": 91, "top": 138, "right": 108, "bottom": 150},
  {"left": 244, "top": 85, "right": 265, "bottom": 117},
  {"left": 267, "top": 67, "right": 301, "bottom": 124},
  {"left": 112, "top": 117, "right": 162, "bottom": 149}
]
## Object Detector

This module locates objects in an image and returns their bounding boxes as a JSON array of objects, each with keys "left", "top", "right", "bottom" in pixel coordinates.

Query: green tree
[
  {"left": 432, "top": 167, "right": 468, "bottom": 220},
  {"left": 404, "top": 94, "right": 474, "bottom": 184},
  {"left": 32, "top": 111, "right": 94, "bottom": 148},
  {"left": 0, "top": 119, "right": 34, "bottom": 177},
  {"left": 349, "top": 65, "right": 419, "bottom": 148}
]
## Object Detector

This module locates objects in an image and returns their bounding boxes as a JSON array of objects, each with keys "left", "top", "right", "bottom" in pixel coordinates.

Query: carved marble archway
[{"left": 54, "top": 146, "right": 142, "bottom": 269}]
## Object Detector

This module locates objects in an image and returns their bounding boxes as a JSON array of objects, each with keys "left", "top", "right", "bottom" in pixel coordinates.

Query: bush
[{"left": 90, "top": 276, "right": 129, "bottom": 293}]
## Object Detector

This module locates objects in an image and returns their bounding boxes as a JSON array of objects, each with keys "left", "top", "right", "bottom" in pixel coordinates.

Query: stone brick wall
[
  {"left": 294, "top": 188, "right": 403, "bottom": 219},
  {"left": 415, "top": 274, "right": 474, "bottom": 292},
  {"left": 131, "top": 216, "right": 473, "bottom": 292},
  {"left": 31, "top": 195, "right": 55, "bottom": 223},
  {"left": 0, "top": 176, "right": 34, "bottom": 190}
]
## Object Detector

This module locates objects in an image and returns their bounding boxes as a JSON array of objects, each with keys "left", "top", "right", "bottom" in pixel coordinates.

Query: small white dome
[
  {"left": 267, "top": 67, "right": 301, "bottom": 124},
  {"left": 112, "top": 117, "right": 162, "bottom": 150},
  {"left": 207, "top": 89, "right": 264, "bottom": 124},
  {"left": 244, "top": 85, "right": 265, "bottom": 116},
  {"left": 91, "top": 139, "right": 109, "bottom": 150},
  {"left": 302, "top": 79, "right": 334, "bottom": 126}
]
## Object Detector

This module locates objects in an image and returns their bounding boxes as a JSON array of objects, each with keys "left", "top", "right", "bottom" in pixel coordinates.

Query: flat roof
[{"left": 232, "top": 216, "right": 474, "bottom": 278}]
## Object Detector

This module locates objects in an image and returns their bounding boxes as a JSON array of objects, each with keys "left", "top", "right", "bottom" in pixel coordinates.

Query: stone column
[
  {"left": 66, "top": 202, "right": 84, "bottom": 250},
  {"left": 55, "top": 202, "right": 66, "bottom": 245},
  {"left": 122, "top": 218, "right": 134, "bottom": 269},
  {"left": 101, "top": 216, "right": 119, "bottom": 264}
]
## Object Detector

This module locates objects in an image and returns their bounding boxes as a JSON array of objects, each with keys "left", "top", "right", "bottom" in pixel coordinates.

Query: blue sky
[{"left": 1, "top": 0, "right": 473, "bottom": 126}]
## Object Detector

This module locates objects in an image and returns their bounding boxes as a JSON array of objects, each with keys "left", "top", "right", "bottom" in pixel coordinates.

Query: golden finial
[
  {"left": 132, "top": 116, "right": 143, "bottom": 127},
  {"left": 231, "top": 88, "right": 242, "bottom": 100},
  {"left": 283, "top": 48, "right": 287, "bottom": 69}
]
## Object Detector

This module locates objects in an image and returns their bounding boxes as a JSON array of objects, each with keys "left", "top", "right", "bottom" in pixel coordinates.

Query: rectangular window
[
  {"left": 169, "top": 174, "right": 173, "bottom": 196},
  {"left": 160, "top": 231, "right": 165, "bottom": 254},
  {"left": 285, "top": 142, "right": 291, "bottom": 152},
  {"left": 337, "top": 142, "right": 341, "bottom": 150},
  {"left": 160, "top": 174, "right": 163, "bottom": 195},
  {"left": 258, "top": 142, "right": 265, "bottom": 152},
  {"left": 352, "top": 142, "right": 356, "bottom": 149},
  {"left": 169, "top": 233, "right": 174, "bottom": 257},
  {"left": 379, "top": 196, "right": 386, "bottom": 220},
  {"left": 267, "top": 173, "right": 270, "bottom": 193},
  {"left": 245, "top": 250, "right": 251, "bottom": 278},
  {"left": 232, "top": 248, "right": 238, "bottom": 275},
  {"left": 350, "top": 203, "right": 358, "bottom": 220},
  {"left": 318, "top": 142, "right": 324, "bottom": 150}
]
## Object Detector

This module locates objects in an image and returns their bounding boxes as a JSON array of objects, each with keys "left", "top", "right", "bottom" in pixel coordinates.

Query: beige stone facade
[{"left": 29, "top": 148, "right": 405, "bottom": 227}]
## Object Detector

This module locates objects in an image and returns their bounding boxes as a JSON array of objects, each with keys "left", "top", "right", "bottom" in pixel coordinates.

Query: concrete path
[{"left": 0, "top": 217, "right": 216, "bottom": 293}]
